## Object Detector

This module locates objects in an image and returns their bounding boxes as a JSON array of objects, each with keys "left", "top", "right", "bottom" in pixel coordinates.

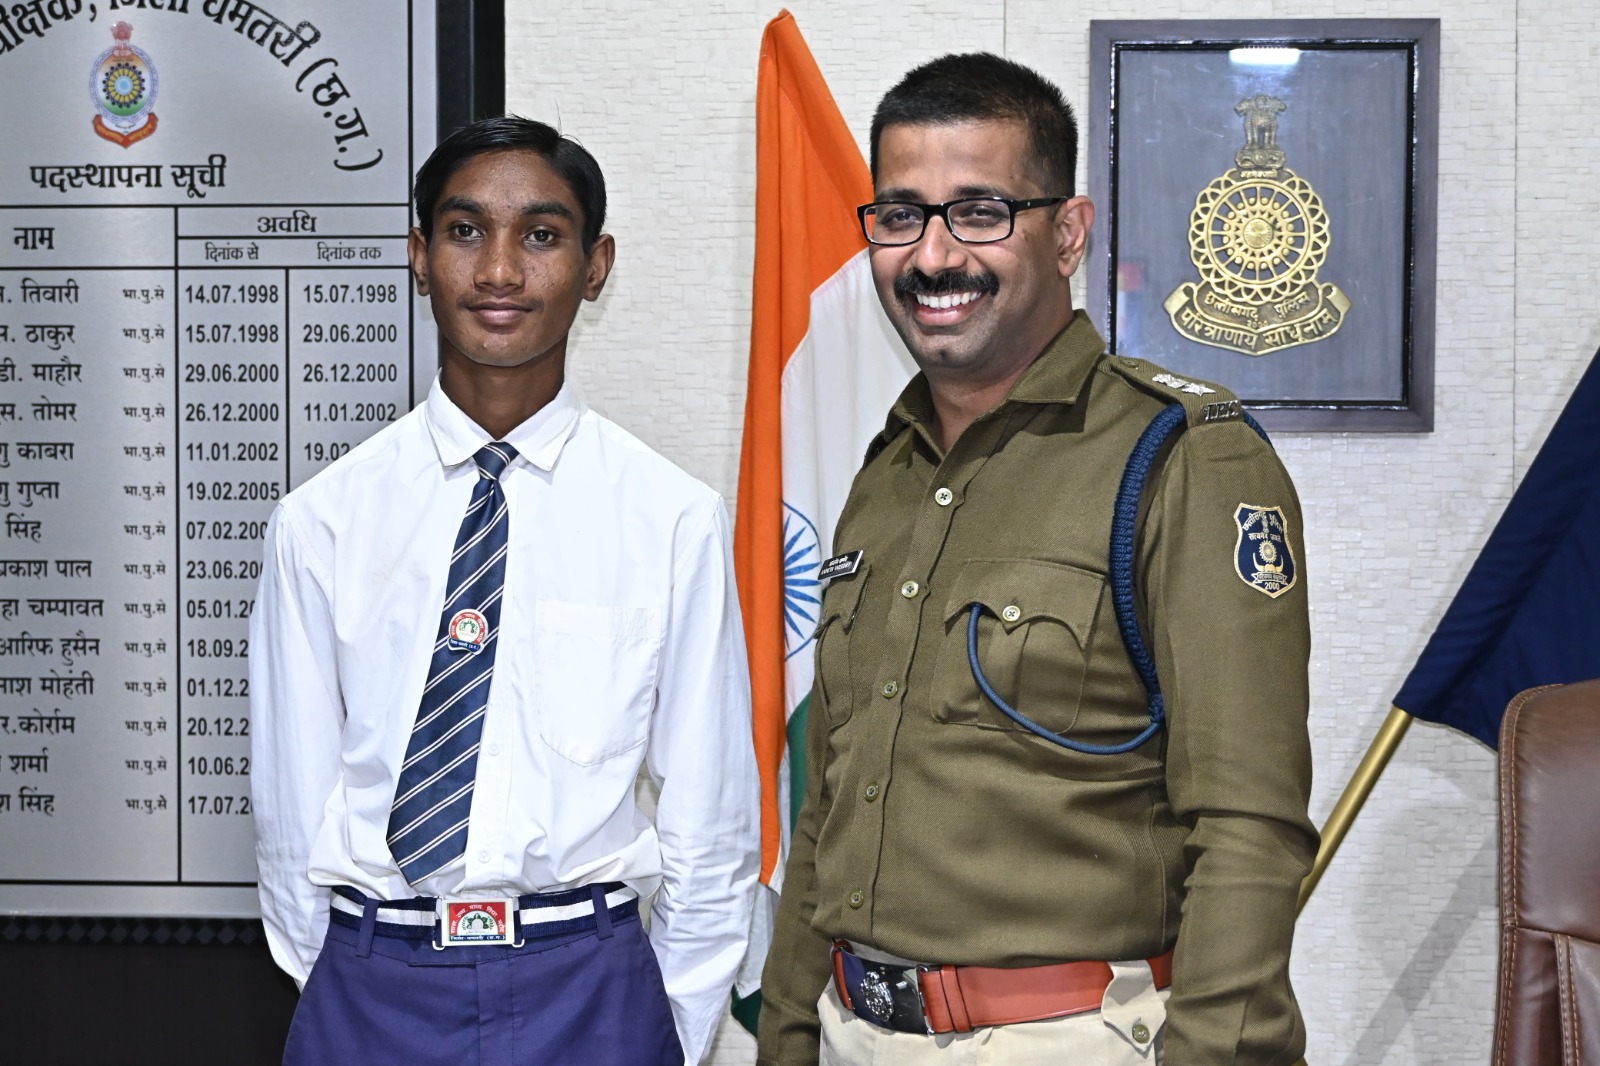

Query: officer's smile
[
  {"left": 893, "top": 268, "right": 998, "bottom": 329},
  {"left": 909, "top": 288, "right": 985, "bottom": 328},
  {"left": 914, "top": 290, "right": 982, "bottom": 309}
]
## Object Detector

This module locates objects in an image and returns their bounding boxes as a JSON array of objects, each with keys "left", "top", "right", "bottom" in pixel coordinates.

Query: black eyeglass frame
[{"left": 856, "top": 196, "right": 1069, "bottom": 246}]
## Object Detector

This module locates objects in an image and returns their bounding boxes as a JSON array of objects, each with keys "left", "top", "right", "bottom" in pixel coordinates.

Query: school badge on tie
[
  {"left": 91, "top": 22, "right": 159, "bottom": 148},
  {"left": 1234, "top": 503, "right": 1297, "bottom": 598},
  {"left": 447, "top": 609, "right": 489, "bottom": 652},
  {"left": 1164, "top": 95, "right": 1348, "bottom": 356}
]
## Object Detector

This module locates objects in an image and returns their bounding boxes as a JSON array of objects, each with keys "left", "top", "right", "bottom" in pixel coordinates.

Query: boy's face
[{"left": 408, "top": 148, "right": 613, "bottom": 372}]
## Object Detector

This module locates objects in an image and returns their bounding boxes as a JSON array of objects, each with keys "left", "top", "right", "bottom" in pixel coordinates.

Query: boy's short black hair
[
  {"left": 870, "top": 53, "right": 1077, "bottom": 197},
  {"left": 412, "top": 116, "right": 607, "bottom": 248}
]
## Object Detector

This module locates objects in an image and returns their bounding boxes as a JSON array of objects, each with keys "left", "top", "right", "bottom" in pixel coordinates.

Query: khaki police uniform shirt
[{"left": 758, "top": 313, "right": 1317, "bottom": 1065}]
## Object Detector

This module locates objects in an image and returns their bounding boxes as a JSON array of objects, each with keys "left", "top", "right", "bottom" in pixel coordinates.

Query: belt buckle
[
  {"left": 858, "top": 967, "right": 895, "bottom": 1019},
  {"left": 869, "top": 961, "right": 935, "bottom": 1035},
  {"left": 432, "top": 897, "right": 521, "bottom": 950},
  {"left": 911, "top": 964, "right": 937, "bottom": 1035}
]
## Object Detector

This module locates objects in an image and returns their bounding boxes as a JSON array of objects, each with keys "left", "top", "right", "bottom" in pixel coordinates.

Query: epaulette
[
  {"left": 1104, "top": 355, "right": 1245, "bottom": 429},
  {"left": 860, "top": 419, "right": 911, "bottom": 471}
]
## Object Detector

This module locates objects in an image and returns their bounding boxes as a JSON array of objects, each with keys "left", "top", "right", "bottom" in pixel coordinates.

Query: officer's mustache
[{"left": 893, "top": 269, "right": 1000, "bottom": 300}]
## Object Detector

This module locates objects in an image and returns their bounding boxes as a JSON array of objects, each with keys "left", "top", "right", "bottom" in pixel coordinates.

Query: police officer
[{"left": 758, "top": 54, "right": 1316, "bottom": 1065}]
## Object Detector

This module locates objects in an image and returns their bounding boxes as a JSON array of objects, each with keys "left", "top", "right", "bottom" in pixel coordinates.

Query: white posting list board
[{"left": 0, "top": 0, "right": 437, "bottom": 918}]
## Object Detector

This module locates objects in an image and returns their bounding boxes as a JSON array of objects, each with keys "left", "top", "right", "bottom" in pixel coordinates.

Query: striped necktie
[{"left": 387, "top": 441, "right": 517, "bottom": 885}]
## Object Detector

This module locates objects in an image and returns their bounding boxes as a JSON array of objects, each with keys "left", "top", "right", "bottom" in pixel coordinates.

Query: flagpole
[{"left": 1296, "top": 706, "right": 1414, "bottom": 915}]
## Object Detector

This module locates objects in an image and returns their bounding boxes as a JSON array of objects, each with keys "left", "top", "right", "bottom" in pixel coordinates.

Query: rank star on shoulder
[{"left": 1152, "top": 372, "right": 1216, "bottom": 396}]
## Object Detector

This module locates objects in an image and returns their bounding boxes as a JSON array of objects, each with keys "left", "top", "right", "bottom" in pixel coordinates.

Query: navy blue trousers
[{"left": 283, "top": 909, "right": 683, "bottom": 1065}]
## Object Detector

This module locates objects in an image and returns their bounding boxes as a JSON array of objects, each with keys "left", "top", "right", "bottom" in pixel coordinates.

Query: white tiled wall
[{"left": 506, "top": 3, "right": 1599, "bottom": 1062}]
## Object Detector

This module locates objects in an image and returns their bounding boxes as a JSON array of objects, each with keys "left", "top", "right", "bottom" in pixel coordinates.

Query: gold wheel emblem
[{"left": 1165, "top": 96, "right": 1350, "bottom": 356}]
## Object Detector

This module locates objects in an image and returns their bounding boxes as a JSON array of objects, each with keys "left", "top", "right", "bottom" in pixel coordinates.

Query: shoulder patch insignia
[
  {"left": 1233, "top": 503, "right": 1297, "bottom": 598},
  {"left": 1152, "top": 372, "right": 1216, "bottom": 396}
]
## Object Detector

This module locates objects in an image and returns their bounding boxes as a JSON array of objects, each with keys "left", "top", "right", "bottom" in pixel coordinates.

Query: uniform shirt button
[
  {"left": 476, "top": 850, "right": 490, "bottom": 863},
  {"left": 880, "top": 680, "right": 899, "bottom": 698},
  {"left": 1131, "top": 1022, "right": 1151, "bottom": 1044},
  {"left": 488, "top": 742, "right": 500, "bottom": 756},
  {"left": 900, "top": 580, "right": 920, "bottom": 599},
  {"left": 1001, "top": 604, "right": 1022, "bottom": 623},
  {"left": 934, "top": 487, "right": 954, "bottom": 506},
  {"left": 848, "top": 889, "right": 864, "bottom": 908},
  {"left": 864, "top": 782, "right": 880, "bottom": 801}
]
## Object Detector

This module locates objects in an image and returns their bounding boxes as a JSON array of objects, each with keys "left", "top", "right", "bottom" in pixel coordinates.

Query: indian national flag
[{"left": 730, "top": 9, "right": 915, "bottom": 1013}]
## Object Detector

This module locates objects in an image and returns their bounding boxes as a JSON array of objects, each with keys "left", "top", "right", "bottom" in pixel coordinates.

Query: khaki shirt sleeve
[
  {"left": 1139, "top": 419, "right": 1318, "bottom": 1065},
  {"left": 756, "top": 681, "right": 837, "bottom": 1065}
]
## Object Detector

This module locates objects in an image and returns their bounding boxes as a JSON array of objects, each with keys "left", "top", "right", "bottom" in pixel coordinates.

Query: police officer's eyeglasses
[{"left": 857, "top": 197, "right": 1068, "bottom": 246}]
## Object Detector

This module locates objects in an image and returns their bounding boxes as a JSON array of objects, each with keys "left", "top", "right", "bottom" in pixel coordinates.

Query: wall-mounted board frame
[{"left": 0, "top": 0, "right": 501, "bottom": 930}]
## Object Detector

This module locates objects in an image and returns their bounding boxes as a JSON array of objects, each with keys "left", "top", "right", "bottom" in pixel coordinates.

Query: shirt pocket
[
  {"left": 532, "top": 599, "right": 664, "bottom": 766},
  {"left": 932, "top": 558, "right": 1104, "bottom": 737},
  {"left": 812, "top": 564, "right": 870, "bottom": 729}
]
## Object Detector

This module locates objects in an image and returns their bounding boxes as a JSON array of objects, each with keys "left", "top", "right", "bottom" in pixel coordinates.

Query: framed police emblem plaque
[{"left": 1087, "top": 20, "right": 1440, "bottom": 431}]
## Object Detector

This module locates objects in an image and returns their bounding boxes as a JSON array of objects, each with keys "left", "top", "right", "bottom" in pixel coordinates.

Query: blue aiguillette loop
[{"left": 965, "top": 403, "right": 1270, "bottom": 755}]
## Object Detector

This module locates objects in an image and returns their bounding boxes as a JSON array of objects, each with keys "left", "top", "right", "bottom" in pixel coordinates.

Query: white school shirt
[{"left": 250, "top": 378, "right": 759, "bottom": 1064}]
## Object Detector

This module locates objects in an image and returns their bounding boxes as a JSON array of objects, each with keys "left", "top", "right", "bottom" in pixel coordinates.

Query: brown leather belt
[{"left": 831, "top": 939, "right": 1174, "bottom": 1035}]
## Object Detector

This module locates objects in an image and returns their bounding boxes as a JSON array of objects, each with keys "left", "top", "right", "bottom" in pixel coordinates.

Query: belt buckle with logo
[{"left": 433, "top": 898, "right": 520, "bottom": 949}]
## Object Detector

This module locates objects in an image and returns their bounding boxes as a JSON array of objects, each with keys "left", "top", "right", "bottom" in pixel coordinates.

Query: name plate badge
[
  {"left": 818, "top": 550, "right": 863, "bottom": 582},
  {"left": 435, "top": 898, "right": 519, "bottom": 947}
]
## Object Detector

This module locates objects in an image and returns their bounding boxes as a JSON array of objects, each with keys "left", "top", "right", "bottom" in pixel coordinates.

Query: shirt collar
[
  {"left": 424, "top": 376, "right": 585, "bottom": 473},
  {"left": 877, "top": 310, "right": 1106, "bottom": 446}
]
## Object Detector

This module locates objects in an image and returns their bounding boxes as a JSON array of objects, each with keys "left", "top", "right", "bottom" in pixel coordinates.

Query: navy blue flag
[{"left": 1393, "top": 346, "right": 1600, "bottom": 748}]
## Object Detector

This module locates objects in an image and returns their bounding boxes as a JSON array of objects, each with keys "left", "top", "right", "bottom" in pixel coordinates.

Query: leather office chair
[{"left": 1494, "top": 680, "right": 1600, "bottom": 1064}]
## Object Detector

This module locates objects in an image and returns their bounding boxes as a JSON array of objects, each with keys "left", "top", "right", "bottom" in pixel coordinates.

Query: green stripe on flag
[
  {"left": 733, "top": 696, "right": 812, "bottom": 1039},
  {"left": 731, "top": 988, "right": 763, "bottom": 1036},
  {"left": 787, "top": 694, "right": 810, "bottom": 829}
]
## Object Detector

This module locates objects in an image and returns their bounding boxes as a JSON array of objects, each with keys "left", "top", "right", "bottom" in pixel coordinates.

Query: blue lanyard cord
[
  {"left": 966, "top": 603, "right": 1162, "bottom": 755},
  {"left": 965, "top": 402, "right": 1270, "bottom": 757}
]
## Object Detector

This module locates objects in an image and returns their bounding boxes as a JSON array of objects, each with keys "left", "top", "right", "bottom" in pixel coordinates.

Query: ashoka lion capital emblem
[{"left": 1164, "top": 96, "right": 1348, "bottom": 356}]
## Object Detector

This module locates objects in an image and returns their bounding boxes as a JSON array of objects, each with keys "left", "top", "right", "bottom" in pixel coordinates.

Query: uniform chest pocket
[
  {"left": 533, "top": 600, "right": 664, "bottom": 766},
  {"left": 812, "top": 564, "right": 869, "bottom": 728},
  {"left": 932, "top": 559, "right": 1104, "bottom": 737}
]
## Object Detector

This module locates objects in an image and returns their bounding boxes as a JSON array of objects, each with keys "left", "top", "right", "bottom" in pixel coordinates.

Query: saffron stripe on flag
[{"left": 730, "top": 9, "right": 914, "bottom": 1016}]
